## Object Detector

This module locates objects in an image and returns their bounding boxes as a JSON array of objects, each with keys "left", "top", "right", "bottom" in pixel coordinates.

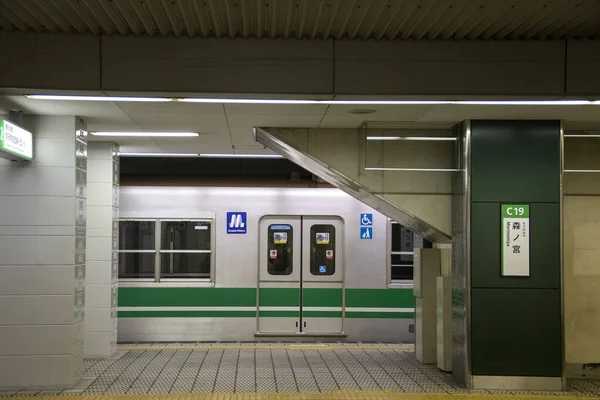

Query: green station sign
[
  {"left": 501, "top": 204, "right": 530, "bottom": 277},
  {"left": 0, "top": 118, "right": 33, "bottom": 160}
]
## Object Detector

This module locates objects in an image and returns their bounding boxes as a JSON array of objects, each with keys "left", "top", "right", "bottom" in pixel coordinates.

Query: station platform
[{"left": 1, "top": 343, "right": 599, "bottom": 399}]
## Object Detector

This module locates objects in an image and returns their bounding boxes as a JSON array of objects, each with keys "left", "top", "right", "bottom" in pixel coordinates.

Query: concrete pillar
[
  {"left": 0, "top": 116, "right": 86, "bottom": 390},
  {"left": 85, "top": 142, "right": 119, "bottom": 357}
]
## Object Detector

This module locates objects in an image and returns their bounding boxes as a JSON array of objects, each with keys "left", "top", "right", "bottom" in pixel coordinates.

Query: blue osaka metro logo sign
[{"left": 226, "top": 212, "right": 247, "bottom": 234}]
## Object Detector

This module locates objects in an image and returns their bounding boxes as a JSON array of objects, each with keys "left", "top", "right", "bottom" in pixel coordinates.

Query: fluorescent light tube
[
  {"left": 366, "top": 136, "right": 457, "bottom": 141},
  {"left": 117, "top": 152, "right": 199, "bottom": 157},
  {"left": 365, "top": 167, "right": 460, "bottom": 172},
  {"left": 26, "top": 95, "right": 171, "bottom": 102},
  {"left": 564, "top": 134, "right": 600, "bottom": 138},
  {"left": 199, "top": 153, "right": 284, "bottom": 158},
  {"left": 91, "top": 132, "right": 198, "bottom": 137},
  {"left": 24, "top": 95, "right": 600, "bottom": 106},
  {"left": 180, "top": 98, "right": 320, "bottom": 104}
]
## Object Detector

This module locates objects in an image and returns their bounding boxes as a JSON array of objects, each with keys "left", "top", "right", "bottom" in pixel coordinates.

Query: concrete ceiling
[
  {"left": 1, "top": 95, "right": 600, "bottom": 154},
  {"left": 0, "top": 0, "right": 599, "bottom": 40}
]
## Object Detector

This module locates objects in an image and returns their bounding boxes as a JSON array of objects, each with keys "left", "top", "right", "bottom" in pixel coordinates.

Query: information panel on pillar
[
  {"left": 501, "top": 204, "right": 530, "bottom": 277},
  {"left": 0, "top": 118, "right": 33, "bottom": 161}
]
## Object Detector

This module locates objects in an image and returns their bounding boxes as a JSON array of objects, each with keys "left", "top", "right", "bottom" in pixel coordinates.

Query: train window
[
  {"left": 267, "top": 224, "right": 293, "bottom": 275},
  {"left": 118, "top": 220, "right": 156, "bottom": 279},
  {"left": 310, "top": 224, "right": 335, "bottom": 276},
  {"left": 389, "top": 221, "right": 432, "bottom": 284},
  {"left": 159, "top": 221, "right": 212, "bottom": 280}
]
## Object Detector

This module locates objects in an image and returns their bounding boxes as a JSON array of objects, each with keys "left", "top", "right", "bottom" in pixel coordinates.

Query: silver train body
[{"left": 118, "top": 185, "right": 415, "bottom": 343}]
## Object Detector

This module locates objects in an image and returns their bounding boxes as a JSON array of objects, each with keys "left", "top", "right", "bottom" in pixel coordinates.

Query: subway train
[{"left": 117, "top": 184, "right": 424, "bottom": 343}]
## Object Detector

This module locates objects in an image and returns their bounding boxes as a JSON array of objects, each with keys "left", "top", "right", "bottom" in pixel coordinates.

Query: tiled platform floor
[{"left": 2, "top": 343, "right": 600, "bottom": 399}]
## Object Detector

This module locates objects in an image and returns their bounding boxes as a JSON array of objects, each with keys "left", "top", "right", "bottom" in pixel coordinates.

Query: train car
[{"left": 117, "top": 185, "right": 423, "bottom": 343}]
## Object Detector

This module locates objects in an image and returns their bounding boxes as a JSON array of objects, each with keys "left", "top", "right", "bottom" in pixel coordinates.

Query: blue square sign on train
[
  {"left": 227, "top": 212, "right": 247, "bottom": 234},
  {"left": 360, "top": 213, "right": 373, "bottom": 226}
]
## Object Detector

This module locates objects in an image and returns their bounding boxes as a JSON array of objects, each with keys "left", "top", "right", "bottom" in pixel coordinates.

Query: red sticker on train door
[
  {"left": 326, "top": 250, "right": 333, "bottom": 259},
  {"left": 269, "top": 250, "right": 277, "bottom": 259}
]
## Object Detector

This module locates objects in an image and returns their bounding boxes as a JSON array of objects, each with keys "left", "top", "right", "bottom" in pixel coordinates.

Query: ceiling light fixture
[
  {"left": 564, "top": 134, "right": 600, "bottom": 138},
  {"left": 198, "top": 153, "right": 284, "bottom": 158},
  {"left": 26, "top": 95, "right": 171, "bottom": 102},
  {"left": 91, "top": 132, "right": 199, "bottom": 137},
  {"left": 117, "top": 152, "right": 199, "bottom": 157},
  {"left": 366, "top": 136, "right": 457, "bottom": 141},
  {"left": 24, "top": 95, "right": 600, "bottom": 106}
]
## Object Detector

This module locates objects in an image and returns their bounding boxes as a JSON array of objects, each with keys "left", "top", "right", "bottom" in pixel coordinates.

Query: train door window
[
  {"left": 310, "top": 224, "right": 335, "bottom": 276},
  {"left": 267, "top": 224, "right": 293, "bottom": 275},
  {"left": 388, "top": 221, "right": 432, "bottom": 285},
  {"left": 118, "top": 220, "right": 156, "bottom": 280},
  {"left": 159, "top": 220, "right": 213, "bottom": 280}
]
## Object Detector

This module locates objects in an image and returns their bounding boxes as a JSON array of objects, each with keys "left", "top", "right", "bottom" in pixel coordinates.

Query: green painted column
[{"left": 452, "top": 120, "right": 563, "bottom": 390}]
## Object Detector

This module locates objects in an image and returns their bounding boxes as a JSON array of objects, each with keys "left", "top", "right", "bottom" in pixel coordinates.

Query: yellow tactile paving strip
[
  {"left": 117, "top": 343, "right": 415, "bottom": 351},
  {"left": 12, "top": 392, "right": 600, "bottom": 399}
]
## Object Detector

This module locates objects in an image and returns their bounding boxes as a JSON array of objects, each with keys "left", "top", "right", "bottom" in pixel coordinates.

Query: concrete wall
[
  {"left": 564, "top": 136, "right": 600, "bottom": 373},
  {"left": 262, "top": 127, "right": 453, "bottom": 241},
  {"left": 85, "top": 142, "right": 119, "bottom": 358},
  {"left": 0, "top": 116, "right": 86, "bottom": 389},
  {"left": 1, "top": 32, "right": 600, "bottom": 97}
]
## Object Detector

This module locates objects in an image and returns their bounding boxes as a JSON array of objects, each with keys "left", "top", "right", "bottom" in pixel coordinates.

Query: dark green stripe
[
  {"left": 118, "top": 287, "right": 415, "bottom": 309},
  {"left": 119, "top": 310, "right": 413, "bottom": 318},
  {"left": 345, "top": 289, "right": 415, "bottom": 308},
  {"left": 303, "top": 311, "right": 342, "bottom": 318},
  {"left": 118, "top": 311, "right": 256, "bottom": 318},
  {"left": 302, "top": 288, "right": 342, "bottom": 307},
  {"left": 259, "top": 288, "right": 300, "bottom": 307},
  {"left": 118, "top": 288, "right": 256, "bottom": 307},
  {"left": 258, "top": 311, "right": 299, "bottom": 317},
  {"left": 346, "top": 312, "right": 414, "bottom": 319}
]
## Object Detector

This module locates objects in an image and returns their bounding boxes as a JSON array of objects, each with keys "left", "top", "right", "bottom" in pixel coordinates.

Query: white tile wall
[
  {"left": 0, "top": 353, "right": 82, "bottom": 389},
  {"left": 0, "top": 116, "right": 85, "bottom": 390},
  {"left": 87, "top": 205, "right": 113, "bottom": 230},
  {"left": 87, "top": 160, "right": 113, "bottom": 183},
  {"left": 0, "top": 167, "right": 76, "bottom": 196},
  {"left": 0, "top": 266, "right": 74, "bottom": 295},
  {"left": 84, "top": 307, "right": 112, "bottom": 332},
  {"left": 0, "top": 325, "right": 81, "bottom": 356},
  {"left": 87, "top": 182, "right": 113, "bottom": 205},
  {"left": 85, "top": 284, "right": 113, "bottom": 308},
  {"left": 0, "top": 196, "right": 75, "bottom": 226},
  {"left": 84, "top": 142, "right": 118, "bottom": 358},
  {"left": 0, "top": 295, "right": 76, "bottom": 325},
  {"left": 86, "top": 261, "right": 112, "bottom": 284},
  {"left": 86, "top": 236, "right": 112, "bottom": 261},
  {"left": 83, "top": 331, "right": 112, "bottom": 358},
  {"left": 0, "top": 236, "right": 76, "bottom": 265}
]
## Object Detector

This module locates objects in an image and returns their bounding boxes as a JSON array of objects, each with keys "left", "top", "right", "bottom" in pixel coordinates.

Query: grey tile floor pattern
[{"left": 2, "top": 343, "right": 600, "bottom": 397}]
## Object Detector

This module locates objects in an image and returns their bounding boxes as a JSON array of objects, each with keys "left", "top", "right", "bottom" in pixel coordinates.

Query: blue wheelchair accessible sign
[
  {"left": 360, "top": 213, "right": 373, "bottom": 240},
  {"left": 360, "top": 213, "right": 373, "bottom": 226}
]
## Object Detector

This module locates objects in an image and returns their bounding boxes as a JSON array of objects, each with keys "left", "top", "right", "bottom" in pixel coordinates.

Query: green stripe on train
[
  {"left": 117, "top": 310, "right": 413, "bottom": 319},
  {"left": 118, "top": 287, "right": 415, "bottom": 319}
]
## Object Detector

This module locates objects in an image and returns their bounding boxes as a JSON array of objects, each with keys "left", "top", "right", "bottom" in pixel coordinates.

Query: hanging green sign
[
  {"left": 0, "top": 118, "right": 33, "bottom": 161},
  {"left": 501, "top": 204, "right": 530, "bottom": 277}
]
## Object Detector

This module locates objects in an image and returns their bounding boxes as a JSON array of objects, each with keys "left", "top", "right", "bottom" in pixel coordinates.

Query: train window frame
[
  {"left": 158, "top": 219, "right": 215, "bottom": 282},
  {"left": 117, "top": 219, "right": 157, "bottom": 282},
  {"left": 386, "top": 219, "right": 415, "bottom": 288},
  {"left": 118, "top": 217, "right": 216, "bottom": 287}
]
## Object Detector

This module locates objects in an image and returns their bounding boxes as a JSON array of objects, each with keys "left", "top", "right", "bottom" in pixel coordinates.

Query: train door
[
  {"left": 301, "top": 216, "right": 344, "bottom": 334},
  {"left": 258, "top": 215, "right": 344, "bottom": 335}
]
